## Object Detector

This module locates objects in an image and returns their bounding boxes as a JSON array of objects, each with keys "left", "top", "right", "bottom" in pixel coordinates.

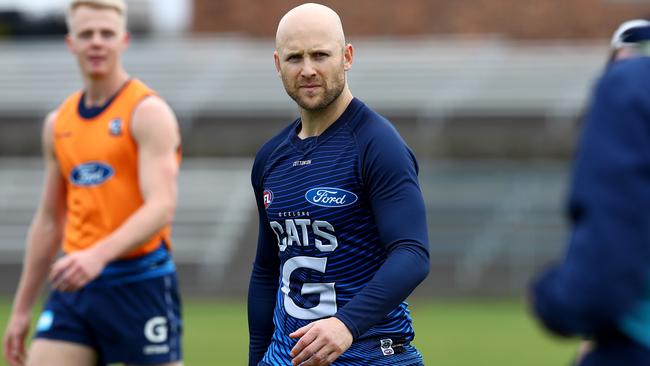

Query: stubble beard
[{"left": 286, "top": 72, "right": 346, "bottom": 112}]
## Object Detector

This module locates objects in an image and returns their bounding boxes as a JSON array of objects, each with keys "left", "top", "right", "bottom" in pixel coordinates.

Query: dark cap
[{"left": 611, "top": 19, "right": 650, "bottom": 49}]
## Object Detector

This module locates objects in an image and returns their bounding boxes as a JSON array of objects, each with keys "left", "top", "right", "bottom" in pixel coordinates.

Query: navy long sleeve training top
[{"left": 248, "top": 98, "right": 430, "bottom": 365}]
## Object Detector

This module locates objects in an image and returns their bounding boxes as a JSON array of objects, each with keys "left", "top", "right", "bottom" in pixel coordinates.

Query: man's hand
[
  {"left": 49, "top": 247, "right": 107, "bottom": 292},
  {"left": 575, "top": 340, "right": 592, "bottom": 365},
  {"left": 289, "top": 317, "right": 353, "bottom": 366},
  {"left": 3, "top": 311, "right": 31, "bottom": 366}
]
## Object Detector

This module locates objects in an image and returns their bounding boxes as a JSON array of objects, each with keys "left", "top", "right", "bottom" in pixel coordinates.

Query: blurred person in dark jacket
[{"left": 531, "top": 21, "right": 650, "bottom": 366}]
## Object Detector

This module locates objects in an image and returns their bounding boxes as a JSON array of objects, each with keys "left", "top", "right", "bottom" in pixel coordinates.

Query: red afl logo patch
[{"left": 263, "top": 190, "right": 273, "bottom": 209}]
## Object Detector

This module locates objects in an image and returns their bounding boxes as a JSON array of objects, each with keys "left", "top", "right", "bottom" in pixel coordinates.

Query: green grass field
[{"left": 0, "top": 297, "right": 578, "bottom": 365}]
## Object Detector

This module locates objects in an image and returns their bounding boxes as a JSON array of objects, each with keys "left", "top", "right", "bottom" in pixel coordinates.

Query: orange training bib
[{"left": 53, "top": 79, "right": 174, "bottom": 258}]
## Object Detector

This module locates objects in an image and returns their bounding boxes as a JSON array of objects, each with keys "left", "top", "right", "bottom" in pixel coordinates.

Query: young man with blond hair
[{"left": 3, "top": 0, "right": 183, "bottom": 365}]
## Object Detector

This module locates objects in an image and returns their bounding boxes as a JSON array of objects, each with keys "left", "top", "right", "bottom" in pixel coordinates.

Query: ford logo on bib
[
  {"left": 70, "top": 162, "right": 114, "bottom": 186},
  {"left": 305, "top": 187, "right": 358, "bottom": 208}
]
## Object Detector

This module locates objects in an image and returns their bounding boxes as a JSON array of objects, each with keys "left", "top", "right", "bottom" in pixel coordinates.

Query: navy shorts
[
  {"left": 34, "top": 273, "right": 182, "bottom": 365},
  {"left": 259, "top": 336, "right": 424, "bottom": 365}
]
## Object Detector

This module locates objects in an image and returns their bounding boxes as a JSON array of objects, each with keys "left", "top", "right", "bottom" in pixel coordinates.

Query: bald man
[{"left": 248, "top": 3, "right": 429, "bottom": 366}]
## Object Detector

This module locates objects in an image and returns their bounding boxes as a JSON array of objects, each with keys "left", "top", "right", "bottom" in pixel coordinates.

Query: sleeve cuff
[{"left": 334, "top": 312, "right": 361, "bottom": 340}]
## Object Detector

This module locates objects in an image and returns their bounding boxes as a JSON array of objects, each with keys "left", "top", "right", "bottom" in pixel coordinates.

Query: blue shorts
[{"left": 34, "top": 273, "right": 182, "bottom": 365}]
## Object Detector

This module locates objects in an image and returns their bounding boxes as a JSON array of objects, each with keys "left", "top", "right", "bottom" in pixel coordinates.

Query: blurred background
[{"left": 1, "top": 0, "right": 649, "bottom": 365}]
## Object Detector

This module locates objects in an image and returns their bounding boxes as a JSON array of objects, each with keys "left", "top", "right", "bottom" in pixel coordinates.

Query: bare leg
[{"left": 27, "top": 339, "right": 97, "bottom": 366}]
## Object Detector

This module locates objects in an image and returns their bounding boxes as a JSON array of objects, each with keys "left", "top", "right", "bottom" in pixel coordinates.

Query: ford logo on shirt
[
  {"left": 70, "top": 162, "right": 114, "bottom": 186},
  {"left": 305, "top": 187, "right": 358, "bottom": 207}
]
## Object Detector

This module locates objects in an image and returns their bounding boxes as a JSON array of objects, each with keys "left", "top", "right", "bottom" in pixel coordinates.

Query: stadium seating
[
  {"left": 0, "top": 36, "right": 604, "bottom": 295},
  {"left": 0, "top": 37, "right": 606, "bottom": 119},
  {"left": 0, "top": 158, "right": 568, "bottom": 296}
]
